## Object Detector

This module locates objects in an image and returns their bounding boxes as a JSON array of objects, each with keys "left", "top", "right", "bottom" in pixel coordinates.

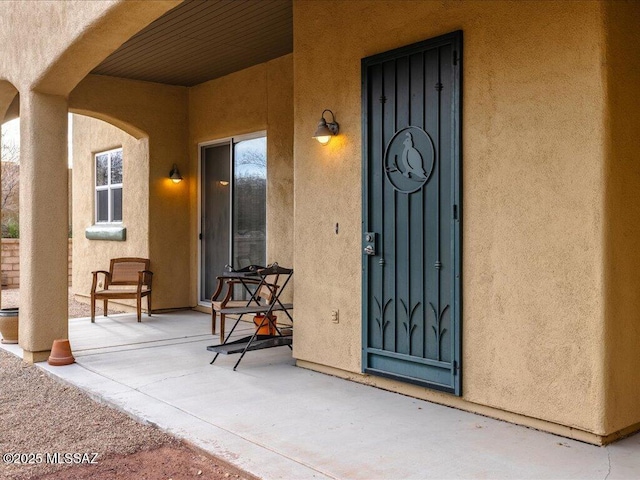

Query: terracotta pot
[
  {"left": 47, "top": 339, "right": 75, "bottom": 366},
  {"left": 253, "top": 314, "right": 277, "bottom": 336},
  {"left": 0, "top": 308, "right": 18, "bottom": 344}
]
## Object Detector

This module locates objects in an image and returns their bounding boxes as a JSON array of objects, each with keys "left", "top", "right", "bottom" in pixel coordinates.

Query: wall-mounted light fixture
[
  {"left": 313, "top": 109, "right": 339, "bottom": 145},
  {"left": 169, "top": 164, "right": 183, "bottom": 183}
]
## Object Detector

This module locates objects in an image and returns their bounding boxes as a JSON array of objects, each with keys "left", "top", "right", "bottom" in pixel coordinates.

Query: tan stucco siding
[
  {"left": 0, "top": 0, "right": 178, "bottom": 95},
  {"left": 71, "top": 114, "right": 150, "bottom": 302},
  {"left": 603, "top": 0, "right": 640, "bottom": 435},
  {"left": 188, "top": 55, "right": 294, "bottom": 305},
  {"left": 70, "top": 75, "right": 190, "bottom": 310},
  {"left": 293, "top": 0, "right": 607, "bottom": 433},
  {"left": 0, "top": 0, "right": 116, "bottom": 90}
]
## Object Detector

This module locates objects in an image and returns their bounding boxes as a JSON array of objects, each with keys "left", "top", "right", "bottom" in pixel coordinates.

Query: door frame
[
  {"left": 360, "top": 31, "right": 463, "bottom": 395},
  {"left": 197, "top": 130, "right": 266, "bottom": 306}
]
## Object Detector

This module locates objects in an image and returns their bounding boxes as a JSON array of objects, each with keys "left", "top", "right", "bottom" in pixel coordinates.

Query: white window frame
[{"left": 94, "top": 147, "right": 123, "bottom": 224}]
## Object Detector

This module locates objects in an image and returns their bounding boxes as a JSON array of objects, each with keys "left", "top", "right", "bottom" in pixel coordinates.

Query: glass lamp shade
[
  {"left": 169, "top": 164, "right": 183, "bottom": 183},
  {"left": 313, "top": 120, "right": 334, "bottom": 145}
]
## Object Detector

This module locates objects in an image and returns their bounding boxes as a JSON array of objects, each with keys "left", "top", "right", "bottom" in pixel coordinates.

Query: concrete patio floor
[{"left": 2, "top": 310, "right": 639, "bottom": 479}]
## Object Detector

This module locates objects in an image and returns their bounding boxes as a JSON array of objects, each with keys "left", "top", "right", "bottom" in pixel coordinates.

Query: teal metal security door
[{"left": 362, "top": 31, "right": 462, "bottom": 395}]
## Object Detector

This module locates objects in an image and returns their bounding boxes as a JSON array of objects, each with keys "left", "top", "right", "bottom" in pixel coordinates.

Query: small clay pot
[
  {"left": 48, "top": 339, "right": 75, "bottom": 366},
  {"left": 0, "top": 308, "right": 19, "bottom": 344}
]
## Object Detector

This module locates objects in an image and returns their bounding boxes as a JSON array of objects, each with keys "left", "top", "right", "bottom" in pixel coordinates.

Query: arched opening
[{"left": 0, "top": 81, "right": 19, "bottom": 319}]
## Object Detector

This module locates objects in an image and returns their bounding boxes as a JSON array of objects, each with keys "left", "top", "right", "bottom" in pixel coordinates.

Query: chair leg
[
  {"left": 147, "top": 294, "right": 152, "bottom": 317},
  {"left": 91, "top": 295, "right": 95, "bottom": 323},
  {"left": 212, "top": 310, "right": 217, "bottom": 335},
  {"left": 137, "top": 296, "right": 142, "bottom": 322},
  {"left": 220, "top": 314, "right": 225, "bottom": 344},
  {"left": 103, "top": 299, "right": 108, "bottom": 317}
]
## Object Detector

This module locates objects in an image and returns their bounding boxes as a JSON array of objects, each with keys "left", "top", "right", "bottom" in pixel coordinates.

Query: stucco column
[{"left": 19, "top": 91, "right": 69, "bottom": 363}]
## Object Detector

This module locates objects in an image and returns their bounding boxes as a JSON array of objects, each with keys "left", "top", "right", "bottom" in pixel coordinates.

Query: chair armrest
[
  {"left": 91, "top": 271, "right": 110, "bottom": 293},
  {"left": 137, "top": 270, "right": 153, "bottom": 290},
  {"left": 210, "top": 276, "right": 226, "bottom": 301},
  {"left": 218, "top": 279, "right": 236, "bottom": 308}
]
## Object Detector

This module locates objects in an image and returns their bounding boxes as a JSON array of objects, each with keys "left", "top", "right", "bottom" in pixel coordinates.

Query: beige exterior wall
[
  {"left": 292, "top": 0, "right": 609, "bottom": 436},
  {"left": 0, "top": 0, "right": 637, "bottom": 443},
  {"left": 71, "top": 114, "right": 150, "bottom": 304},
  {"left": 603, "top": 1, "right": 640, "bottom": 436},
  {"left": 188, "top": 55, "right": 294, "bottom": 305}
]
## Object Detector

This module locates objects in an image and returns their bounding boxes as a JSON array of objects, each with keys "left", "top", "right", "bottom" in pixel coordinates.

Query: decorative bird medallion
[
  {"left": 401, "top": 132, "right": 427, "bottom": 179},
  {"left": 384, "top": 126, "right": 434, "bottom": 193}
]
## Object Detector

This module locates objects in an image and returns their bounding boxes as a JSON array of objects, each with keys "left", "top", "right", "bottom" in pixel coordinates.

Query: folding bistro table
[{"left": 207, "top": 263, "right": 293, "bottom": 370}]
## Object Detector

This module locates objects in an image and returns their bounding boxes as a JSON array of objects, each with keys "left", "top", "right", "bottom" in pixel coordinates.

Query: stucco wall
[
  {"left": 188, "top": 55, "right": 294, "bottom": 305},
  {"left": 603, "top": 0, "right": 640, "bottom": 436},
  {"left": 70, "top": 75, "right": 190, "bottom": 310},
  {"left": 71, "top": 114, "right": 149, "bottom": 302},
  {"left": 293, "top": 0, "right": 607, "bottom": 434},
  {"left": 0, "top": 0, "right": 178, "bottom": 95}
]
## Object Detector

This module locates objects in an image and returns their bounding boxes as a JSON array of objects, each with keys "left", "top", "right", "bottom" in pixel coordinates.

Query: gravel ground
[
  {"left": 0, "top": 288, "right": 255, "bottom": 479},
  {"left": 0, "top": 350, "right": 254, "bottom": 480}
]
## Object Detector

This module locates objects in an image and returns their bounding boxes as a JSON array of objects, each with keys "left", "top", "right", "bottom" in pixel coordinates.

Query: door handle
[{"left": 363, "top": 232, "right": 376, "bottom": 255}]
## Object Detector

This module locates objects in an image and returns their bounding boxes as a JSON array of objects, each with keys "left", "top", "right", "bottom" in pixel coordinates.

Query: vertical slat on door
[
  {"left": 423, "top": 47, "right": 440, "bottom": 361},
  {"left": 395, "top": 55, "right": 410, "bottom": 356},
  {"left": 368, "top": 64, "right": 384, "bottom": 350},
  {"left": 382, "top": 60, "right": 396, "bottom": 352},
  {"left": 409, "top": 52, "right": 425, "bottom": 358},
  {"left": 438, "top": 44, "right": 453, "bottom": 364}
]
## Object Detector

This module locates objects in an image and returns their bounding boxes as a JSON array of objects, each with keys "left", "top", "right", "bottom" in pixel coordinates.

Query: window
[{"left": 95, "top": 148, "right": 123, "bottom": 223}]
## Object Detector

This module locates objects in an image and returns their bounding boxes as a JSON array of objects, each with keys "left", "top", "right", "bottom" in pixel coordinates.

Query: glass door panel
[
  {"left": 200, "top": 143, "right": 230, "bottom": 301},
  {"left": 233, "top": 137, "right": 267, "bottom": 269}
]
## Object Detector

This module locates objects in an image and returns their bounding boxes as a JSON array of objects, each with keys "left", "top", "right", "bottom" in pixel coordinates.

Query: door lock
[{"left": 363, "top": 232, "right": 376, "bottom": 255}]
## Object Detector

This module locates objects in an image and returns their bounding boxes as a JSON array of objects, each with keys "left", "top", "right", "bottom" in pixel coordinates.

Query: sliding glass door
[{"left": 199, "top": 134, "right": 267, "bottom": 303}]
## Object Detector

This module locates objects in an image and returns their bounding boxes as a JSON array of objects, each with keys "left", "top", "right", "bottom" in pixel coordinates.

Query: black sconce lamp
[
  {"left": 169, "top": 163, "right": 183, "bottom": 183},
  {"left": 313, "top": 109, "right": 339, "bottom": 145}
]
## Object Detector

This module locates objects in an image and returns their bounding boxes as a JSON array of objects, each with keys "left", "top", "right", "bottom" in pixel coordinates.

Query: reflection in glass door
[
  {"left": 233, "top": 137, "right": 266, "bottom": 270},
  {"left": 199, "top": 135, "right": 266, "bottom": 303}
]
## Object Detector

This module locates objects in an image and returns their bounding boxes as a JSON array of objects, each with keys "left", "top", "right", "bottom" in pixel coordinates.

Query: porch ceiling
[{"left": 91, "top": 0, "right": 292, "bottom": 87}]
